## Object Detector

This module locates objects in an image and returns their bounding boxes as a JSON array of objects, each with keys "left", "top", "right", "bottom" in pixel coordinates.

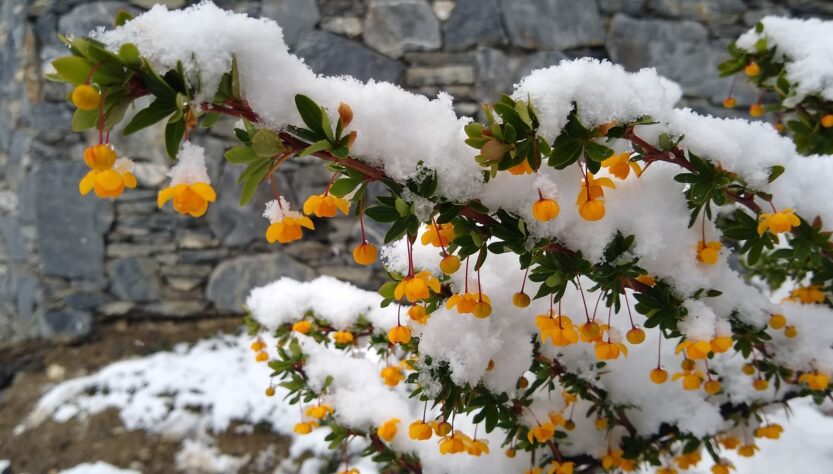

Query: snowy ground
[{"left": 10, "top": 331, "right": 833, "bottom": 474}]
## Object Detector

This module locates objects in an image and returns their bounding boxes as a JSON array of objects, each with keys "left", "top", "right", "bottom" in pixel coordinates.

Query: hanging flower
[
  {"left": 157, "top": 142, "right": 216, "bottom": 217},
  {"left": 71, "top": 84, "right": 101, "bottom": 110},
  {"left": 394, "top": 271, "right": 441, "bottom": 302},
  {"left": 380, "top": 365, "right": 404, "bottom": 386},
  {"left": 303, "top": 193, "right": 350, "bottom": 217},
  {"left": 757, "top": 208, "right": 800, "bottom": 235},
  {"left": 263, "top": 196, "right": 315, "bottom": 244},
  {"left": 377, "top": 418, "right": 400, "bottom": 442},
  {"left": 421, "top": 222, "right": 455, "bottom": 247},
  {"left": 601, "top": 152, "right": 641, "bottom": 180},
  {"left": 576, "top": 173, "right": 615, "bottom": 221},
  {"left": 80, "top": 157, "right": 137, "bottom": 199},
  {"left": 697, "top": 240, "right": 721, "bottom": 265}
]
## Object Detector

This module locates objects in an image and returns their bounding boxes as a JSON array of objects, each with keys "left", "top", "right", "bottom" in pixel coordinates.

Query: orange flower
[
  {"left": 675, "top": 340, "right": 712, "bottom": 360},
  {"left": 353, "top": 242, "right": 378, "bottom": 265},
  {"left": 388, "top": 325, "right": 412, "bottom": 344},
  {"left": 532, "top": 197, "right": 560, "bottom": 222},
  {"left": 421, "top": 222, "right": 455, "bottom": 247},
  {"left": 71, "top": 84, "right": 101, "bottom": 110},
  {"left": 536, "top": 314, "right": 579, "bottom": 347},
  {"left": 601, "top": 152, "right": 641, "bottom": 180},
  {"left": 408, "top": 305, "right": 430, "bottom": 324},
  {"left": 80, "top": 157, "right": 138, "bottom": 199},
  {"left": 697, "top": 240, "right": 721, "bottom": 265},
  {"left": 576, "top": 173, "right": 614, "bottom": 221},
  {"left": 380, "top": 365, "right": 404, "bottom": 386},
  {"left": 595, "top": 340, "right": 628, "bottom": 360},
  {"left": 394, "top": 271, "right": 441, "bottom": 302},
  {"left": 264, "top": 197, "right": 315, "bottom": 244},
  {"left": 158, "top": 182, "right": 216, "bottom": 217},
  {"left": 507, "top": 159, "right": 533, "bottom": 175}
]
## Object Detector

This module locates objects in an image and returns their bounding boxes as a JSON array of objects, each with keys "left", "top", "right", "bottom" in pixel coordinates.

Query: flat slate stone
[
  {"left": 261, "top": 0, "right": 321, "bottom": 49},
  {"left": 42, "top": 308, "right": 92, "bottom": 340},
  {"left": 443, "top": 0, "right": 506, "bottom": 51},
  {"left": 475, "top": 47, "right": 567, "bottom": 104},
  {"left": 364, "top": 0, "right": 441, "bottom": 59},
  {"left": 499, "top": 0, "right": 605, "bottom": 50},
  {"left": 206, "top": 253, "right": 316, "bottom": 312},
  {"left": 107, "top": 257, "right": 161, "bottom": 302},
  {"left": 206, "top": 163, "right": 276, "bottom": 247},
  {"left": 296, "top": 30, "right": 404, "bottom": 83}
]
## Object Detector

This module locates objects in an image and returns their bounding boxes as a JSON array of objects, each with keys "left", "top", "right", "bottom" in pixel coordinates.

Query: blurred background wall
[{"left": 1, "top": 0, "right": 831, "bottom": 343}]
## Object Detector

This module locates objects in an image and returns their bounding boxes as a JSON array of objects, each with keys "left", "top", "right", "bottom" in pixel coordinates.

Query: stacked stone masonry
[{"left": 0, "top": 0, "right": 830, "bottom": 341}]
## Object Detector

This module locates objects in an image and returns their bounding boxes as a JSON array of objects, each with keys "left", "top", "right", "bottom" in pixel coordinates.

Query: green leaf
[
  {"left": 115, "top": 10, "right": 134, "bottom": 27},
  {"left": 550, "top": 136, "right": 582, "bottom": 169},
  {"left": 118, "top": 43, "right": 140, "bottom": 65},
  {"left": 320, "top": 106, "right": 335, "bottom": 142},
  {"left": 164, "top": 116, "right": 185, "bottom": 159},
  {"left": 379, "top": 281, "right": 398, "bottom": 299},
  {"left": 295, "top": 95, "right": 324, "bottom": 135},
  {"left": 299, "top": 139, "right": 331, "bottom": 157},
  {"left": 385, "top": 218, "right": 411, "bottom": 244},
  {"left": 230, "top": 55, "right": 241, "bottom": 99},
  {"left": 585, "top": 141, "right": 614, "bottom": 162},
  {"left": 395, "top": 198, "right": 411, "bottom": 217},
  {"left": 364, "top": 205, "right": 400, "bottom": 222},
  {"left": 199, "top": 112, "right": 222, "bottom": 128},
  {"left": 71, "top": 108, "right": 99, "bottom": 131},
  {"left": 240, "top": 161, "right": 270, "bottom": 205},
  {"left": 52, "top": 56, "right": 92, "bottom": 85},
  {"left": 328, "top": 177, "right": 361, "bottom": 197},
  {"left": 768, "top": 165, "right": 785, "bottom": 183},
  {"left": 224, "top": 146, "right": 260, "bottom": 164},
  {"left": 251, "top": 129, "right": 284, "bottom": 158},
  {"left": 122, "top": 99, "right": 176, "bottom": 135}
]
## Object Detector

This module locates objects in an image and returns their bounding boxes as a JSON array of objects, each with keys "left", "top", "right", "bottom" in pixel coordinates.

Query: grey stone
[
  {"left": 599, "top": 0, "right": 646, "bottom": 14},
  {"left": 499, "top": 0, "right": 605, "bottom": 50},
  {"left": 319, "top": 0, "right": 367, "bottom": 17},
  {"left": 34, "top": 162, "right": 113, "bottom": 281},
  {"left": 42, "top": 308, "right": 92, "bottom": 339},
  {"left": 131, "top": 0, "right": 186, "bottom": 8},
  {"left": 0, "top": 215, "right": 27, "bottom": 261},
  {"left": 297, "top": 31, "right": 405, "bottom": 83},
  {"left": 261, "top": 0, "right": 321, "bottom": 48},
  {"left": 607, "top": 14, "right": 716, "bottom": 98},
  {"left": 648, "top": 0, "right": 747, "bottom": 23},
  {"left": 66, "top": 291, "right": 108, "bottom": 311},
  {"left": 432, "top": 1, "right": 455, "bottom": 21},
  {"left": 58, "top": 2, "right": 137, "bottom": 38},
  {"left": 27, "top": 103, "right": 72, "bottom": 144},
  {"left": 443, "top": 0, "right": 506, "bottom": 51},
  {"left": 206, "top": 163, "right": 276, "bottom": 247},
  {"left": 318, "top": 264, "right": 376, "bottom": 288},
  {"left": 406, "top": 65, "right": 475, "bottom": 86},
  {"left": 364, "top": 0, "right": 441, "bottom": 59},
  {"left": 206, "top": 253, "right": 316, "bottom": 312},
  {"left": 475, "top": 47, "right": 567, "bottom": 104},
  {"left": 107, "top": 257, "right": 161, "bottom": 302},
  {"left": 320, "top": 16, "right": 364, "bottom": 37},
  {"left": 142, "top": 300, "right": 207, "bottom": 317}
]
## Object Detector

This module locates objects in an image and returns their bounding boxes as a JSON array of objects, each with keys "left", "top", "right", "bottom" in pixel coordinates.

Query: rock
[
  {"left": 432, "top": 1, "right": 455, "bottom": 21},
  {"left": 599, "top": 0, "right": 646, "bottom": 14},
  {"left": 206, "top": 253, "right": 316, "bottom": 312},
  {"left": 142, "top": 300, "right": 207, "bottom": 317},
  {"left": 107, "top": 257, "right": 161, "bottom": 302},
  {"left": 132, "top": 161, "right": 168, "bottom": 187},
  {"left": 288, "top": 163, "right": 329, "bottom": 206},
  {"left": 58, "top": 2, "right": 138, "bottom": 38},
  {"left": 296, "top": 31, "right": 405, "bottom": 83},
  {"left": 320, "top": 16, "right": 364, "bottom": 37},
  {"left": 647, "top": 0, "right": 747, "bottom": 24},
  {"left": 364, "top": 0, "right": 441, "bottom": 59},
  {"left": 0, "top": 215, "right": 27, "bottom": 262},
  {"left": 26, "top": 103, "right": 72, "bottom": 144},
  {"left": 42, "top": 308, "right": 92, "bottom": 339},
  {"left": 66, "top": 291, "right": 108, "bottom": 311},
  {"left": 319, "top": 0, "right": 367, "bottom": 17},
  {"left": 475, "top": 47, "right": 567, "bottom": 104},
  {"left": 607, "top": 14, "right": 717, "bottom": 98},
  {"left": 260, "top": 0, "right": 320, "bottom": 48},
  {"left": 100, "top": 301, "right": 134, "bottom": 316},
  {"left": 318, "top": 264, "right": 376, "bottom": 288},
  {"left": 206, "top": 164, "right": 276, "bottom": 247},
  {"left": 406, "top": 65, "right": 474, "bottom": 87},
  {"left": 131, "top": 0, "right": 186, "bottom": 8},
  {"left": 499, "top": 0, "right": 605, "bottom": 50},
  {"left": 46, "top": 363, "right": 66, "bottom": 381},
  {"left": 443, "top": 0, "right": 506, "bottom": 51},
  {"left": 34, "top": 162, "right": 113, "bottom": 281}
]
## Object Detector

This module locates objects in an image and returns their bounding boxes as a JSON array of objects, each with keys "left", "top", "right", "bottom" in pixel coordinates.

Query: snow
[
  {"left": 736, "top": 16, "right": 833, "bottom": 106},
  {"left": 167, "top": 141, "right": 210, "bottom": 185},
  {"left": 58, "top": 462, "right": 140, "bottom": 474}
]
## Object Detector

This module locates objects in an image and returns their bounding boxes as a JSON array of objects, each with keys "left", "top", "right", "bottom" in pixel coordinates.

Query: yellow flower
[
  {"left": 576, "top": 173, "right": 614, "bottom": 221},
  {"left": 636, "top": 274, "right": 656, "bottom": 286},
  {"left": 446, "top": 292, "right": 490, "bottom": 315},
  {"left": 380, "top": 365, "right": 404, "bottom": 386},
  {"left": 757, "top": 208, "right": 800, "bottom": 235},
  {"left": 602, "top": 152, "right": 641, "bottom": 180},
  {"left": 784, "top": 325, "right": 798, "bottom": 338},
  {"left": 293, "top": 421, "right": 318, "bottom": 435},
  {"left": 439, "top": 254, "right": 461, "bottom": 274},
  {"left": 697, "top": 240, "right": 721, "bottom": 265},
  {"left": 265, "top": 386, "right": 275, "bottom": 397},
  {"left": 675, "top": 451, "right": 702, "bottom": 469},
  {"left": 353, "top": 243, "right": 377, "bottom": 265},
  {"left": 822, "top": 114, "right": 833, "bottom": 128},
  {"left": 536, "top": 314, "right": 579, "bottom": 347},
  {"left": 306, "top": 404, "right": 334, "bottom": 419},
  {"left": 338, "top": 469, "right": 359, "bottom": 474},
  {"left": 769, "top": 313, "right": 787, "bottom": 329},
  {"left": 394, "top": 271, "right": 441, "bottom": 302},
  {"left": 704, "top": 379, "right": 721, "bottom": 395},
  {"left": 785, "top": 285, "right": 825, "bottom": 304},
  {"left": 421, "top": 223, "right": 455, "bottom": 247},
  {"left": 292, "top": 320, "right": 312, "bottom": 334},
  {"left": 626, "top": 327, "right": 645, "bottom": 344},
  {"left": 532, "top": 197, "right": 560, "bottom": 222},
  {"left": 602, "top": 449, "right": 624, "bottom": 470},
  {"left": 673, "top": 370, "right": 705, "bottom": 390},
  {"left": 472, "top": 298, "right": 492, "bottom": 318},
  {"left": 755, "top": 423, "right": 783, "bottom": 439},
  {"left": 650, "top": 367, "right": 668, "bottom": 384},
  {"left": 547, "top": 461, "right": 574, "bottom": 474},
  {"left": 250, "top": 339, "right": 266, "bottom": 352},
  {"left": 388, "top": 325, "right": 412, "bottom": 344},
  {"left": 439, "top": 433, "right": 466, "bottom": 454},
  {"left": 302, "top": 193, "right": 349, "bottom": 217},
  {"left": 595, "top": 340, "right": 628, "bottom": 360},
  {"left": 255, "top": 351, "right": 268, "bottom": 362},
  {"left": 512, "top": 291, "right": 531, "bottom": 308},
  {"left": 710, "top": 336, "right": 733, "bottom": 353},
  {"left": 712, "top": 463, "right": 733, "bottom": 474},
  {"left": 265, "top": 215, "right": 315, "bottom": 244},
  {"left": 720, "top": 436, "right": 741, "bottom": 450},
  {"left": 508, "top": 159, "right": 533, "bottom": 175},
  {"left": 409, "top": 420, "right": 433, "bottom": 440},
  {"left": 377, "top": 418, "right": 400, "bottom": 442},
  {"left": 430, "top": 420, "right": 452, "bottom": 436},
  {"left": 675, "top": 340, "right": 712, "bottom": 360},
  {"left": 749, "top": 103, "right": 764, "bottom": 117},
  {"left": 744, "top": 62, "right": 761, "bottom": 77},
  {"left": 408, "top": 305, "right": 430, "bottom": 324},
  {"left": 71, "top": 84, "right": 101, "bottom": 110},
  {"left": 799, "top": 371, "right": 830, "bottom": 390},
  {"left": 753, "top": 378, "right": 769, "bottom": 391},
  {"left": 527, "top": 422, "right": 555, "bottom": 444},
  {"left": 158, "top": 183, "right": 217, "bottom": 217},
  {"left": 466, "top": 438, "right": 489, "bottom": 456},
  {"left": 79, "top": 167, "right": 137, "bottom": 199},
  {"left": 548, "top": 411, "right": 565, "bottom": 427},
  {"left": 333, "top": 331, "right": 354, "bottom": 345},
  {"left": 579, "top": 321, "right": 603, "bottom": 343},
  {"left": 737, "top": 444, "right": 759, "bottom": 457},
  {"left": 83, "top": 144, "right": 117, "bottom": 170}
]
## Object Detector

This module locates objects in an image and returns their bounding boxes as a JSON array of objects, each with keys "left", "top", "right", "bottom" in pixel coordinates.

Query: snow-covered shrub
[
  {"left": 49, "top": 3, "right": 833, "bottom": 473},
  {"left": 720, "top": 17, "right": 833, "bottom": 155}
]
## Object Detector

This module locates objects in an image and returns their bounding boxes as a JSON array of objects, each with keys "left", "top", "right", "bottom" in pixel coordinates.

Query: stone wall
[{"left": 1, "top": 0, "right": 830, "bottom": 342}]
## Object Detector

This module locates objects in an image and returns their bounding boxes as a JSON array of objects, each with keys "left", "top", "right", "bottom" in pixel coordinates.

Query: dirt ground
[{"left": 0, "top": 318, "right": 291, "bottom": 474}]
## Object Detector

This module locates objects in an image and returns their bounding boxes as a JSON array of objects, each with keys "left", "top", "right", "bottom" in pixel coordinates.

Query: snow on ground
[{"left": 14, "top": 326, "right": 833, "bottom": 473}]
